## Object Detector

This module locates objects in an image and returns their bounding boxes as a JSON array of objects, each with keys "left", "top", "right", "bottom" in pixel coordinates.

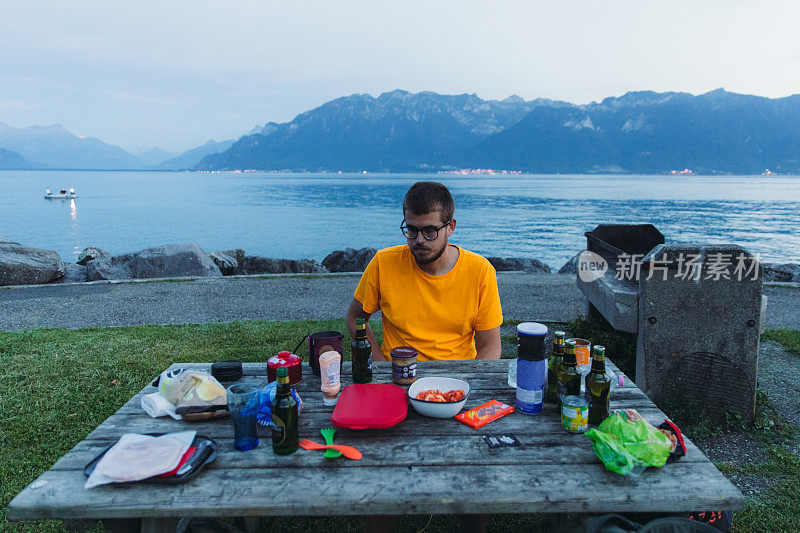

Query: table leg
[
  {"left": 103, "top": 518, "right": 141, "bottom": 533},
  {"left": 62, "top": 519, "right": 98, "bottom": 531},
  {"left": 236, "top": 517, "right": 261, "bottom": 532},
  {"left": 140, "top": 518, "right": 180, "bottom": 533}
]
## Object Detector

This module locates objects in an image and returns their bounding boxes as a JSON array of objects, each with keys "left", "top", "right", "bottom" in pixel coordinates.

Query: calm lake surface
[{"left": 1, "top": 171, "right": 799, "bottom": 269}]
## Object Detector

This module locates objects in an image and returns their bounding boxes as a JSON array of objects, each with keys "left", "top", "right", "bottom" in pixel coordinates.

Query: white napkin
[{"left": 141, "top": 392, "right": 182, "bottom": 420}]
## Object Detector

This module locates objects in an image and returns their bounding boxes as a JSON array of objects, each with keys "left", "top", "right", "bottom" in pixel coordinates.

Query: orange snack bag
[{"left": 455, "top": 400, "right": 515, "bottom": 429}]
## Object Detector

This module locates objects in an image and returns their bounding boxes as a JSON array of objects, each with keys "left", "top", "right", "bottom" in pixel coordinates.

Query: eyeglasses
[{"left": 401, "top": 219, "right": 452, "bottom": 241}]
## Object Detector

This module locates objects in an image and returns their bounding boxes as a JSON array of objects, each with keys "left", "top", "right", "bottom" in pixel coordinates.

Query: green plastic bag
[{"left": 585, "top": 412, "right": 672, "bottom": 475}]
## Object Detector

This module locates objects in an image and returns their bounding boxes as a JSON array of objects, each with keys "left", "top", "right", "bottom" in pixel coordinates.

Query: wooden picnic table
[{"left": 8, "top": 359, "right": 743, "bottom": 531}]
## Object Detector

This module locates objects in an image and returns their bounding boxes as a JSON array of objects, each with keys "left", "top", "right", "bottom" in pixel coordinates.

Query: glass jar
[{"left": 390, "top": 346, "right": 418, "bottom": 385}]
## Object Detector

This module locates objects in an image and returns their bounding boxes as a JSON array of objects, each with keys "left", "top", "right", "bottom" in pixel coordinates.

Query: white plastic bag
[{"left": 84, "top": 431, "right": 196, "bottom": 489}]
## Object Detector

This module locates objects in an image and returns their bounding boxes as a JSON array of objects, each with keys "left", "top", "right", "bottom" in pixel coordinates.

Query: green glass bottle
[
  {"left": 271, "top": 367, "right": 299, "bottom": 455},
  {"left": 545, "top": 331, "right": 565, "bottom": 403},
  {"left": 352, "top": 318, "right": 373, "bottom": 384},
  {"left": 558, "top": 339, "right": 581, "bottom": 407},
  {"left": 586, "top": 345, "right": 611, "bottom": 426}
]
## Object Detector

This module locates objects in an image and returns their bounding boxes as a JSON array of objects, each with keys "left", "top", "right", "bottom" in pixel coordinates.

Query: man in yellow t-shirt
[{"left": 346, "top": 181, "right": 502, "bottom": 362}]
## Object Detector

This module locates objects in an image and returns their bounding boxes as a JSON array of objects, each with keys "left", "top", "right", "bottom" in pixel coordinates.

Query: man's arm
[
  {"left": 345, "top": 298, "right": 386, "bottom": 361},
  {"left": 474, "top": 326, "right": 501, "bottom": 359}
]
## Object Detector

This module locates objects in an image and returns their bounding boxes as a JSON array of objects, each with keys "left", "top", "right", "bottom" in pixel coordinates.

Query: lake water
[{"left": 1, "top": 171, "right": 799, "bottom": 269}]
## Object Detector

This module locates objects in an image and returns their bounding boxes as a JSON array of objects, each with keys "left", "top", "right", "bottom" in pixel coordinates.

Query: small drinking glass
[
  {"left": 227, "top": 382, "right": 261, "bottom": 451},
  {"left": 507, "top": 358, "right": 517, "bottom": 388}
]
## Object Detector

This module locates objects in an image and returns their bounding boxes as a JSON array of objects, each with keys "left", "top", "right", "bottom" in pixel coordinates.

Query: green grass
[
  {"left": 715, "top": 445, "right": 800, "bottom": 532},
  {"left": 762, "top": 329, "right": 800, "bottom": 357}
]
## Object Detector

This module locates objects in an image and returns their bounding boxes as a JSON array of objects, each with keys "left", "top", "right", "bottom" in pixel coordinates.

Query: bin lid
[
  {"left": 517, "top": 322, "right": 548, "bottom": 337},
  {"left": 331, "top": 384, "right": 408, "bottom": 429}
]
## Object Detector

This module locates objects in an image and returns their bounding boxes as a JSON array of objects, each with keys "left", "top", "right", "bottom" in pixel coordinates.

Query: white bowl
[{"left": 408, "top": 377, "right": 470, "bottom": 418}]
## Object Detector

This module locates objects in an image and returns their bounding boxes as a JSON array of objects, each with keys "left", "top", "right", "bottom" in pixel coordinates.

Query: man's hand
[
  {"left": 345, "top": 298, "right": 386, "bottom": 361},
  {"left": 474, "top": 326, "right": 501, "bottom": 359}
]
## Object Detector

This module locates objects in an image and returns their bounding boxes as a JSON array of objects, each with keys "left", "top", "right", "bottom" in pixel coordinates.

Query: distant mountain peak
[{"left": 503, "top": 95, "right": 525, "bottom": 104}]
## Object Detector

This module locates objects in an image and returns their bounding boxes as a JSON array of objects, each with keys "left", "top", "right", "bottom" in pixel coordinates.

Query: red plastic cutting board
[{"left": 331, "top": 384, "right": 408, "bottom": 429}]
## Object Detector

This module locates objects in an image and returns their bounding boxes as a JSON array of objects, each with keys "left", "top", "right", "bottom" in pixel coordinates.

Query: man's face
[{"left": 403, "top": 210, "right": 454, "bottom": 266}]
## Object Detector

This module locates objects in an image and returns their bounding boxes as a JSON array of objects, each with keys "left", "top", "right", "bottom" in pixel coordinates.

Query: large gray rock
[
  {"left": 558, "top": 253, "right": 580, "bottom": 274},
  {"left": 486, "top": 257, "right": 551, "bottom": 273},
  {"left": 210, "top": 251, "right": 238, "bottom": 276},
  {"left": 0, "top": 243, "right": 65, "bottom": 285},
  {"left": 77, "top": 246, "right": 111, "bottom": 266},
  {"left": 86, "top": 257, "right": 116, "bottom": 281},
  {"left": 763, "top": 263, "right": 800, "bottom": 282},
  {"left": 217, "top": 248, "right": 245, "bottom": 267},
  {"left": 86, "top": 243, "right": 222, "bottom": 281},
  {"left": 63, "top": 262, "right": 87, "bottom": 282},
  {"left": 322, "top": 247, "right": 377, "bottom": 272},
  {"left": 242, "top": 256, "right": 328, "bottom": 274}
]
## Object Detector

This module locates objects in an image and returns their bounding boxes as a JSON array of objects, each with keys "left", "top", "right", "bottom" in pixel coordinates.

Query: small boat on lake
[{"left": 44, "top": 188, "right": 78, "bottom": 199}]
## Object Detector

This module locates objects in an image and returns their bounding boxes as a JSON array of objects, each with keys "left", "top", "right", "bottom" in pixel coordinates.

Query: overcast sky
[{"left": 1, "top": 0, "right": 799, "bottom": 153}]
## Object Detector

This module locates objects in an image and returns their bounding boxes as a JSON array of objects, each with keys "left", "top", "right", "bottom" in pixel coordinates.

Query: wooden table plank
[
  {"left": 7, "top": 462, "right": 743, "bottom": 520},
  {"left": 8, "top": 359, "right": 742, "bottom": 523},
  {"left": 49, "top": 430, "right": 708, "bottom": 472}
]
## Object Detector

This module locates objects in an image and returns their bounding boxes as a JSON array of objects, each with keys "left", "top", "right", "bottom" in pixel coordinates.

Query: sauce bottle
[{"left": 319, "top": 350, "right": 342, "bottom": 406}]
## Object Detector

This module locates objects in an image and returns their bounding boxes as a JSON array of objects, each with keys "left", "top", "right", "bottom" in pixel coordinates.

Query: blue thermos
[{"left": 515, "top": 322, "right": 549, "bottom": 414}]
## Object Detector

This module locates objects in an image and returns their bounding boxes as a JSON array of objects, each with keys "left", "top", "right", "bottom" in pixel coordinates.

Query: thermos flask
[{"left": 515, "top": 322, "right": 549, "bottom": 414}]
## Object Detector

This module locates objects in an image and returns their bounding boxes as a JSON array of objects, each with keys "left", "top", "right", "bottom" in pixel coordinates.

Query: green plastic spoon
[{"left": 320, "top": 428, "right": 342, "bottom": 458}]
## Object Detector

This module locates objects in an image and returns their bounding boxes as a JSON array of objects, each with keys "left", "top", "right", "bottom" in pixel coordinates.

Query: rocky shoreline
[{"left": 1, "top": 239, "right": 798, "bottom": 286}]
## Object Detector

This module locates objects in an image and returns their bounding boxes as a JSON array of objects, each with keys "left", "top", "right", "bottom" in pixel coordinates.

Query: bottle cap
[
  {"left": 356, "top": 318, "right": 365, "bottom": 326},
  {"left": 323, "top": 394, "right": 339, "bottom": 406},
  {"left": 277, "top": 367, "right": 288, "bottom": 378}
]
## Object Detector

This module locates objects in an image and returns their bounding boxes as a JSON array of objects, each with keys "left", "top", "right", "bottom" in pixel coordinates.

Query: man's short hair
[{"left": 403, "top": 182, "right": 454, "bottom": 224}]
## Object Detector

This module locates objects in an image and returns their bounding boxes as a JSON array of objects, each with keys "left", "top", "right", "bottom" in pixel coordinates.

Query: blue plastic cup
[{"left": 227, "top": 382, "right": 261, "bottom": 451}]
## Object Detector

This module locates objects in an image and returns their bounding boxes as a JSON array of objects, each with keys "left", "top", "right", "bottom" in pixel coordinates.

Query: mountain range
[
  {"left": 198, "top": 89, "right": 800, "bottom": 174},
  {"left": 0, "top": 122, "right": 234, "bottom": 171},
  {"left": 2, "top": 89, "right": 799, "bottom": 173}
]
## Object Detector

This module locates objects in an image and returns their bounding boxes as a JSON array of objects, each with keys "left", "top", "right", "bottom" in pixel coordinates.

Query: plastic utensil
[
  {"left": 320, "top": 428, "right": 342, "bottom": 458},
  {"left": 298, "top": 439, "right": 363, "bottom": 460}
]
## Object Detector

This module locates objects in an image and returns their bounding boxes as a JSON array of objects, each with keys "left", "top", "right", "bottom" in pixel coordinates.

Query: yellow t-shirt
[{"left": 354, "top": 244, "right": 503, "bottom": 361}]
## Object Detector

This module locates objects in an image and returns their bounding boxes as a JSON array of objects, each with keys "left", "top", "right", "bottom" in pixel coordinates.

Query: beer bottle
[
  {"left": 586, "top": 345, "right": 611, "bottom": 426},
  {"left": 558, "top": 339, "right": 581, "bottom": 406},
  {"left": 271, "top": 367, "right": 299, "bottom": 455},
  {"left": 352, "top": 318, "right": 373, "bottom": 383},
  {"left": 545, "top": 331, "right": 565, "bottom": 403}
]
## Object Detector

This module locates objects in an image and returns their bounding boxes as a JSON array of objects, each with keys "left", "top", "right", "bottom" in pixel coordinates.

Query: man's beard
[{"left": 411, "top": 241, "right": 447, "bottom": 266}]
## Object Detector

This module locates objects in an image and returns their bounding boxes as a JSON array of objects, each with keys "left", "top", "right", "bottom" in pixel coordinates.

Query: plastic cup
[
  {"left": 569, "top": 338, "right": 591, "bottom": 366},
  {"left": 227, "top": 382, "right": 261, "bottom": 451},
  {"left": 507, "top": 358, "right": 517, "bottom": 388}
]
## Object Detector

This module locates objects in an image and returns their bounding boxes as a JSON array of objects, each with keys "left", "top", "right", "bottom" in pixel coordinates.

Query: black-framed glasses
[{"left": 401, "top": 219, "right": 452, "bottom": 241}]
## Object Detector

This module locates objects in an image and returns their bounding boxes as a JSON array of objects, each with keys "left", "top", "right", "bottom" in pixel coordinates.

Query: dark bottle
[
  {"left": 545, "top": 331, "right": 565, "bottom": 404},
  {"left": 557, "top": 339, "right": 581, "bottom": 406},
  {"left": 352, "top": 318, "right": 373, "bottom": 384},
  {"left": 586, "top": 345, "right": 611, "bottom": 426},
  {"left": 271, "top": 367, "right": 299, "bottom": 455}
]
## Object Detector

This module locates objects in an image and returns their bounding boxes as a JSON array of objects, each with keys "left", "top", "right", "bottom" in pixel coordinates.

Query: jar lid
[
  {"left": 211, "top": 360, "right": 243, "bottom": 382},
  {"left": 268, "top": 351, "right": 301, "bottom": 368},
  {"left": 390, "top": 346, "right": 418, "bottom": 359},
  {"left": 516, "top": 322, "right": 548, "bottom": 337}
]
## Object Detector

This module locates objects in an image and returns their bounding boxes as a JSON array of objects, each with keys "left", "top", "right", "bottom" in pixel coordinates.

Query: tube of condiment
[{"left": 319, "top": 350, "right": 341, "bottom": 406}]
